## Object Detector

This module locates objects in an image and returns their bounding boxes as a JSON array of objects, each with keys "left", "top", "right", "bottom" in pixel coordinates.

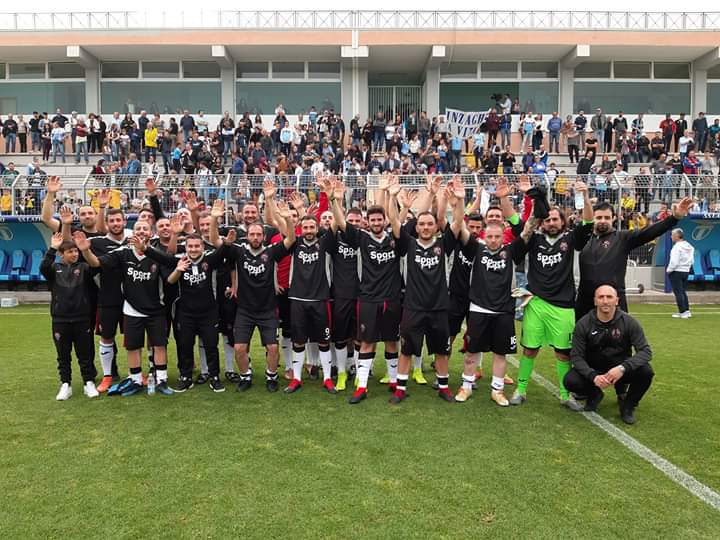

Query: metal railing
[{"left": 0, "top": 11, "right": 719, "bottom": 31}]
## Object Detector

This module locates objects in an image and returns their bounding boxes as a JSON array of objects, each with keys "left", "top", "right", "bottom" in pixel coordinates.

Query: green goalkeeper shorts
[{"left": 520, "top": 296, "right": 575, "bottom": 351}]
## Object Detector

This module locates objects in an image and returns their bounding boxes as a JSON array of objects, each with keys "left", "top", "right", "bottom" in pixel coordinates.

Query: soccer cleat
[
  {"left": 155, "top": 382, "right": 175, "bottom": 395},
  {"left": 509, "top": 390, "right": 526, "bottom": 406},
  {"left": 174, "top": 376, "right": 194, "bottom": 393},
  {"left": 225, "top": 371, "right": 241, "bottom": 383},
  {"left": 120, "top": 382, "right": 144, "bottom": 397},
  {"left": 349, "top": 388, "right": 367, "bottom": 404},
  {"left": 322, "top": 379, "right": 338, "bottom": 394},
  {"left": 266, "top": 378, "right": 279, "bottom": 393},
  {"left": 671, "top": 312, "right": 683, "bottom": 318},
  {"left": 412, "top": 368, "right": 428, "bottom": 385},
  {"left": 283, "top": 369, "right": 293, "bottom": 381},
  {"left": 503, "top": 375, "right": 515, "bottom": 385},
  {"left": 284, "top": 379, "right": 303, "bottom": 394},
  {"left": 680, "top": 311, "right": 692, "bottom": 319},
  {"left": 560, "top": 397, "right": 584, "bottom": 412},
  {"left": 454, "top": 387, "right": 472, "bottom": 403},
  {"left": 388, "top": 382, "right": 397, "bottom": 393},
  {"left": 491, "top": 389, "right": 510, "bottom": 407},
  {"left": 56, "top": 383, "right": 72, "bottom": 401},
  {"left": 236, "top": 378, "right": 252, "bottom": 392},
  {"left": 209, "top": 377, "right": 225, "bottom": 393},
  {"left": 620, "top": 404, "right": 637, "bottom": 425},
  {"left": 379, "top": 374, "right": 390, "bottom": 384},
  {"left": 195, "top": 373, "right": 209, "bottom": 385},
  {"left": 389, "top": 389, "right": 406, "bottom": 404},
  {"left": 584, "top": 389, "right": 604, "bottom": 412},
  {"left": 97, "top": 376, "right": 113, "bottom": 393},
  {"left": 437, "top": 388, "right": 454, "bottom": 402},
  {"left": 336, "top": 372, "right": 348, "bottom": 391},
  {"left": 83, "top": 381, "right": 99, "bottom": 398}
]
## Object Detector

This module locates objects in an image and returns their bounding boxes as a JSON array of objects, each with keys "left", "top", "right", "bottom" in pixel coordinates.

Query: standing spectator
[
  {"left": 69, "top": 111, "right": 79, "bottom": 153},
  {"left": 678, "top": 130, "right": 694, "bottom": 161},
  {"left": 418, "top": 111, "right": 430, "bottom": 149},
  {"left": 682, "top": 149, "right": 700, "bottom": 175},
  {"left": 613, "top": 112, "right": 628, "bottom": 149},
  {"left": 566, "top": 122, "right": 581, "bottom": 164},
  {"left": 74, "top": 119, "right": 89, "bottom": 165},
  {"left": 485, "top": 110, "right": 500, "bottom": 148},
  {"left": 88, "top": 114, "right": 100, "bottom": 154},
  {"left": 500, "top": 146, "right": 515, "bottom": 174},
  {"left": 51, "top": 122, "right": 66, "bottom": 163},
  {"left": 16, "top": 114, "right": 28, "bottom": 153},
  {"left": 51, "top": 108, "right": 68, "bottom": 129},
  {"left": 372, "top": 111, "right": 386, "bottom": 153},
  {"left": 634, "top": 167, "right": 652, "bottom": 214},
  {"left": 709, "top": 118, "right": 720, "bottom": 149},
  {"left": 574, "top": 110, "right": 587, "bottom": 151},
  {"left": 576, "top": 149, "right": 594, "bottom": 177},
  {"left": 631, "top": 113, "right": 644, "bottom": 133},
  {"left": 692, "top": 112, "right": 708, "bottom": 153},
  {"left": 520, "top": 112, "right": 534, "bottom": 150},
  {"left": 667, "top": 228, "right": 694, "bottom": 318},
  {"left": 532, "top": 113, "right": 544, "bottom": 151},
  {"left": 29, "top": 112, "right": 41, "bottom": 152},
  {"left": 659, "top": 113, "right": 675, "bottom": 153},
  {"left": 144, "top": 123, "right": 158, "bottom": 163},
  {"left": 590, "top": 108, "right": 607, "bottom": 151},
  {"left": 499, "top": 108, "right": 512, "bottom": 149},
  {"left": 41, "top": 122, "right": 52, "bottom": 162},
  {"left": 674, "top": 113, "right": 688, "bottom": 153},
  {"left": 547, "top": 112, "right": 562, "bottom": 154},
  {"left": 3, "top": 114, "right": 18, "bottom": 153},
  {"left": 636, "top": 131, "right": 651, "bottom": 163},
  {"left": 650, "top": 133, "right": 665, "bottom": 160},
  {"left": 603, "top": 116, "right": 614, "bottom": 153},
  {"left": 196, "top": 110, "right": 208, "bottom": 139}
]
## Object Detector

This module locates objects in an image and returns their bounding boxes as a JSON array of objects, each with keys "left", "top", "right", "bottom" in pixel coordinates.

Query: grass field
[{"left": 1, "top": 303, "right": 719, "bottom": 539}]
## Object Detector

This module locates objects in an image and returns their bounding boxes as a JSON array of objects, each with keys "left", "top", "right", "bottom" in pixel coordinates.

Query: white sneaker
[
  {"left": 681, "top": 311, "right": 692, "bottom": 319},
  {"left": 83, "top": 381, "right": 99, "bottom": 398},
  {"left": 671, "top": 313, "right": 683, "bottom": 318},
  {"left": 56, "top": 383, "right": 72, "bottom": 401}
]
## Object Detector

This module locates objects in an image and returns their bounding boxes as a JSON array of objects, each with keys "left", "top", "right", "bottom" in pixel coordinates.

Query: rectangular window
[
  {"left": 614, "top": 61, "right": 650, "bottom": 79},
  {"left": 182, "top": 61, "right": 220, "bottom": 78},
  {"left": 708, "top": 65, "right": 720, "bottom": 80},
  {"left": 8, "top": 63, "right": 45, "bottom": 79},
  {"left": 440, "top": 62, "right": 477, "bottom": 79},
  {"left": 102, "top": 62, "right": 139, "bottom": 78},
  {"left": 574, "top": 62, "right": 611, "bottom": 78},
  {"left": 653, "top": 62, "right": 690, "bottom": 79},
  {"left": 521, "top": 61, "right": 558, "bottom": 79},
  {"left": 236, "top": 82, "right": 340, "bottom": 115},
  {"left": 142, "top": 61, "right": 179, "bottom": 78},
  {"left": 101, "top": 81, "right": 221, "bottom": 114},
  {"left": 271, "top": 62, "right": 304, "bottom": 79},
  {"left": 0, "top": 82, "right": 85, "bottom": 114},
  {"left": 0, "top": 64, "right": 5, "bottom": 79},
  {"left": 481, "top": 62, "right": 518, "bottom": 79},
  {"left": 308, "top": 62, "right": 340, "bottom": 79},
  {"left": 707, "top": 84, "right": 720, "bottom": 113},
  {"left": 439, "top": 81, "right": 558, "bottom": 113},
  {"left": 574, "top": 81, "right": 690, "bottom": 114},
  {"left": 48, "top": 62, "right": 85, "bottom": 79},
  {"left": 236, "top": 62, "right": 269, "bottom": 79}
]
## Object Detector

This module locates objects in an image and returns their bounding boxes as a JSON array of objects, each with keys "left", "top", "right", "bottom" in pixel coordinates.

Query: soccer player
[
  {"left": 41, "top": 233, "right": 99, "bottom": 400},
  {"left": 75, "top": 221, "right": 174, "bottom": 397},
  {"left": 510, "top": 180, "right": 594, "bottom": 410},
  {"left": 42, "top": 176, "right": 102, "bottom": 237},
  {"left": 387, "top": 177, "right": 465, "bottom": 404},
  {"left": 575, "top": 197, "right": 693, "bottom": 320},
  {"left": 214, "top": 192, "right": 296, "bottom": 393},
  {"left": 328, "top": 177, "right": 405, "bottom": 404},
  {"left": 564, "top": 284, "right": 654, "bottom": 424}
]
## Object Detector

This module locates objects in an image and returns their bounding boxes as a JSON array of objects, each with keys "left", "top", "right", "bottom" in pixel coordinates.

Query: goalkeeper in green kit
[{"left": 510, "top": 180, "right": 594, "bottom": 410}]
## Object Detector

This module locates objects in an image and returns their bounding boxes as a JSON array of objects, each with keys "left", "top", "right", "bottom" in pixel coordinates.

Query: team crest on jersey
[
  {"left": 559, "top": 242, "right": 568, "bottom": 252},
  {"left": 260, "top": 253, "right": 268, "bottom": 262},
  {"left": 602, "top": 240, "right": 611, "bottom": 249},
  {"left": 499, "top": 251, "right": 508, "bottom": 259},
  {"left": 611, "top": 328, "right": 622, "bottom": 340},
  {"left": 389, "top": 239, "right": 395, "bottom": 248},
  {"left": 202, "top": 262, "right": 209, "bottom": 272},
  {"left": 73, "top": 268, "right": 81, "bottom": 276},
  {"left": 150, "top": 263, "right": 158, "bottom": 273},
  {"left": 54, "top": 332, "right": 61, "bottom": 341},
  {"left": 433, "top": 246, "right": 441, "bottom": 256},
  {"left": 360, "top": 323, "right": 366, "bottom": 333}
]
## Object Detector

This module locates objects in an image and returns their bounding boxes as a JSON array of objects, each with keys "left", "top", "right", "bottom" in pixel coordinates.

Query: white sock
[
  {"left": 413, "top": 355, "right": 423, "bottom": 370},
  {"left": 319, "top": 349, "right": 332, "bottom": 381},
  {"left": 223, "top": 336, "right": 235, "bottom": 373},
  {"left": 386, "top": 357, "right": 398, "bottom": 383},
  {"left": 130, "top": 371, "right": 143, "bottom": 384},
  {"left": 353, "top": 346, "right": 359, "bottom": 371},
  {"left": 491, "top": 376, "right": 504, "bottom": 391},
  {"left": 462, "top": 373, "right": 475, "bottom": 391},
  {"left": 477, "top": 352, "right": 484, "bottom": 371},
  {"left": 199, "top": 340, "right": 208, "bottom": 374},
  {"left": 282, "top": 337, "right": 292, "bottom": 371},
  {"left": 99, "top": 342, "right": 114, "bottom": 377},
  {"left": 330, "top": 344, "right": 337, "bottom": 367},
  {"left": 156, "top": 368, "right": 168, "bottom": 383},
  {"left": 357, "top": 358, "right": 372, "bottom": 388},
  {"left": 336, "top": 345, "right": 347, "bottom": 373},
  {"left": 292, "top": 350, "right": 304, "bottom": 381},
  {"left": 307, "top": 342, "right": 320, "bottom": 366}
]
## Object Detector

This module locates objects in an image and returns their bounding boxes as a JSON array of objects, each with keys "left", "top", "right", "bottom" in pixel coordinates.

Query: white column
[
  {"left": 423, "top": 46, "right": 446, "bottom": 118},
  {"left": 559, "top": 45, "right": 590, "bottom": 116},
  {"left": 341, "top": 45, "right": 369, "bottom": 119},
  {"left": 212, "top": 46, "right": 235, "bottom": 115},
  {"left": 67, "top": 46, "right": 99, "bottom": 114}
]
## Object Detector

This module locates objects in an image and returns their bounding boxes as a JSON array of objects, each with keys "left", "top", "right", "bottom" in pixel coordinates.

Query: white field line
[{"left": 506, "top": 356, "right": 720, "bottom": 512}]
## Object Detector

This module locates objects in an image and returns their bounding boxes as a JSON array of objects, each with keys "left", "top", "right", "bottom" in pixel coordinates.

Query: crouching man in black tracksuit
[
  {"left": 564, "top": 284, "right": 654, "bottom": 424},
  {"left": 41, "top": 233, "right": 98, "bottom": 401}
]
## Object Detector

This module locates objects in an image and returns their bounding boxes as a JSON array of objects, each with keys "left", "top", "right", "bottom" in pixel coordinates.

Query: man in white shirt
[
  {"left": 678, "top": 130, "right": 694, "bottom": 159},
  {"left": 667, "top": 228, "right": 695, "bottom": 318}
]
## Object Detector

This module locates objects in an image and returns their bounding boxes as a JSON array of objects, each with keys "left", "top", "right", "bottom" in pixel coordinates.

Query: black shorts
[
  {"left": 97, "top": 305, "right": 123, "bottom": 340},
  {"left": 218, "top": 294, "right": 237, "bottom": 341},
  {"left": 291, "top": 300, "right": 331, "bottom": 344},
  {"left": 399, "top": 308, "right": 450, "bottom": 357},
  {"left": 448, "top": 295, "right": 469, "bottom": 337},
  {"left": 123, "top": 314, "right": 168, "bottom": 351},
  {"left": 277, "top": 292, "right": 292, "bottom": 337},
  {"left": 332, "top": 298, "right": 357, "bottom": 343},
  {"left": 234, "top": 308, "right": 278, "bottom": 346},
  {"left": 358, "top": 300, "right": 401, "bottom": 344},
  {"left": 464, "top": 311, "right": 517, "bottom": 355}
]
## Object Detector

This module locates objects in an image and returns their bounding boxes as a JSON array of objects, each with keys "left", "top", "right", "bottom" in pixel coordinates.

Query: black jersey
[
  {"left": 98, "top": 246, "right": 166, "bottom": 317},
  {"left": 228, "top": 241, "right": 289, "bottom": 312},
  {"left": 331, "top": 229, "right": 359, "bottom": 300},
  {"left": 516, "top": 222, "right": 593, "bottom": 308},
  {"left": 145, "top": 245, "right": 226, "bottom": 314},
  {"left": 289, "top": 234, "right": 335, "bottom": 301},
  {"left": 40, "top": 248, "right": 96, "bottom": 323},
  {"left": 400, "top": 228, "right": 454, "bottom": 311},
  {"left": 446, "top": 227, "right": 474, "bottom": 300},
  {"left": 221, "top": 223, "right": 278, "bottom": 245},
  {"left": 343, "top": 223, "right": 406, "bottom": 302},
  {"left": 463, "top": 238, "right": 524, "bottom": 314},
  {"left": 89, "top": 234, "right": 128, "bottom": 307}
]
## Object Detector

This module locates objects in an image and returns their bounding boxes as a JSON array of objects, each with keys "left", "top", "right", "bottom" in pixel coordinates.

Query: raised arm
[
  {"left": 40, "top": 233, "right": 63, "bottom": 281},
  {"left": 168, "top": 255, "right": 191, "bottom": 285},
  {"left": 166, "top": 214, "right": 183, "bottom": 255},
  {"left": 73, "top": 231, "right": 100, "bottom": 267},
  {"left": 185, "top": 190, "right": 201, "bottom": 233},
  {"left": 315, "top": 175, "right": 339, "bottom": 234},
  {"left": 627, "top": 196, "right": 690, "bottom": 250},
  {"left": 575, "top": 180, "right": 593, "bottom": 222},
  {"left": 329, "top": 179, "right": 347, "bottom": 232},
  {"left": 41, "top": 176, "right": 62, "bottom": 232},
  {"left": 415, "top": 174, "right": 441, "bottom": 215},
  {"left": 386, "top": 177, "right": 402, "bottom": 239},
  {"left": 146, "top": 177, "right": 165, "bottom": 220},
  {"left": 209, "top": 199, "right": 225, "bottom": 248},
  {"left": 59, "top": 206, "right": 74, "bottom": 241},
  {"left": 446, "top": 179, "right": 466, "bottom": 239},
  {"left": 95, "top": 188, "right": 110, "bottom": 234},
  {"left": 276, "top": 200, "right": 297, "bottom": 249},
  {"left": 288, "top": 192, "right": 306, "bottom": 220}
]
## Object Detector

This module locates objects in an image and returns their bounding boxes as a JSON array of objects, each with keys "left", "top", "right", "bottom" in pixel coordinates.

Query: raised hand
[
  {"left": 427, "top": 174, "right": 443, "bottom": 194},
  {"left": 573, "top": 180, "right": 588, "bottom": 193},
  {"left": 47, "top": 176, "right": 62, "bottom": 194},
  {"left": 145, "top": 176, "right": 158, "bottom": 194},
  {"left": 387, "top": 176, "right": 401, "bottom": 197},
  {"left": 176, "top": 255, "right": 191, "bottom": 273},
  {"left": 211, "top": 199, "right": 225, "bottom": 219},
  {"left": 185, "top": 190, "right": 199, "bottom": 212},
  {"left": 263, "top": 178, "right": 277, "bottom": 199},
  {"left": 495, "top": 177, "right": 512, "bottom": 199},
  {"left": 288, "top": 192, "right": 304, "bottom": 210},
  {"left": 673, "top": 196, "right": 693, "bottom": 219},
  {"left": 378, "top": 173, "right": 390, "bottom": 191},
  {"left": 50, "top": 232, "right": 63, "bottom": 250},
  {"left": 59, "top": 205, "right": 74, "bottom": 225},
  {"left": 276, "top": 200, "right": 292, "bottom": 220},
  {"left": 314, "top": 175, "right": 332, "bottom": 195},
  {"left": 97, "top": 188, "right": 111, "bottom": 207},
  {"left": 72, "top": 231, "right": 90, "bottom": 252},
  {"left": 331, "top": 179, "right": 346, "bottom": 201},
  {"left": 399, "top": 188, "right": 418, "bottom": 209},
  {"left": 451, "top": 177, "right": 466, "bottom": 201},
  {"left": 518, "top": 175, "right": 532, "bottom": 194},
  {"left": 127, "top": 235, "right": 147, "bottom": 253},
  {"left": 170, "top": 214, "right": 184, "bottom": 235},
  {"left": 225, "top": 228, "right": 237, "bottom": 245}
]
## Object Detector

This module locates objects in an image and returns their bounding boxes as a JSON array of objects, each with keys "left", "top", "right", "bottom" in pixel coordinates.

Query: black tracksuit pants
[
  {"left": 52, "top": 320, "right": 97, "bottom": 383},
  {"left": 175, "top": 311, "right": 219, "bottom": 378},
  {"left": 564, "top": 363, "right": 654, "bottom": 408}
]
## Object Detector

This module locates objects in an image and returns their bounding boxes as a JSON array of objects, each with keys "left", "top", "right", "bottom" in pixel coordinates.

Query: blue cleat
[
  {"left": 120, "top": 382, "right": 144, "bottom": 397},
  {"left": 155, "top": 382, "right": 175, "bottom": 395}
]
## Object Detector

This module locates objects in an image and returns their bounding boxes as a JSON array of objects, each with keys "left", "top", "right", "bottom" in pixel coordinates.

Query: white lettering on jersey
[
  {"left": 537, "top": 252, "right": 563, "bottom": 268},
  {"left": 337, "top": 244, "right": 358, "bottom": 259},
  {"left": 127, "top": 267, "right": 152, "bottom": 282},
  {"left": 369, "top": 250, "right": 395, "bottom": 264},
  {"left": 415, "top": 254, "right": 440, "bottom": 270},
  {"left": 480, "top": 255, "right": 507, "bottom": 271},
  {"left": 457, "top": 250, "right": 473, "bottom": 267},
  {"left": 183, "top": 271, "right": 207, "bottom": 286},
  {"left": 298, "top": 251, "right": 320, "bottom": 264},
  {"left": 243, "top": 260, "right": 266, "bottom": 276}
]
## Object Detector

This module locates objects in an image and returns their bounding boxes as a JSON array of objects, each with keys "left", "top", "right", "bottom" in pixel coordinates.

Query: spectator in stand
[
  {"left": 591, "top": 108, "right": 607, "bottom": 152},
  {"left": 574, "top": 110, "right": 587, "bottom": 151},
  {"left": 631, "top": 113, "right": 644, "bottom": 133},
  {"left": 144, "top": 122, "right": 158, "bottom": 163},
  {"left": 709, "top": 118, "right": 720, "bottom": 148},
  {"left": 678, "top": 130, "right": 694, "bottom": 161},
  {"left": 692, "top": 112, "right": 708, "bottom": 153},
  {"left": 650, "top": 133, "right": 665, "bottom": 160},
  {"left": 3, "top": 114, "right": 18, "bottom": 153},
  {"left": 16, "top": 114, "right": 28, "bottom": 153},
  {"left": 636, "top": 130, "right": 651, "bottom": 163},
  {"left": 485, "top": 110, "right": 500, "bottom": 148},
  {"left": 51, "top": 108, "right": 68, "bottom": 129},
  {"left": 547, "top": 112, "right": 562, "bottom": 153},
  {"left": 520, "top": 112, "right": 534, "bottom": 150},
  {"left": 603, "top": 116, "right": 614, "bottom": 153},
  {"left": 372, "top": 111, "right": 386, "bottom": 153},
  {"left": 74, "top": 118, "right": 89, "bottom": 165},
  {"left": 660, "top": 113, "right": 676, "bottom": 153},
  {"left": 613, "top": 112, "right": 628, "bottom": 153},
  {"left": 682, "top": 149, "right": 700, "bottom": 176},
  {"left": 634, "top": 167, "right": 653, "bottom": 214},
  {"left": 576, "top": 149, "right": 594, "bottom": 177},
  {"left": 41, "top": 122, "right": 52, "bottom": 162},
  {"left": 500, "top": 146, "right": 516, "bottom": 174},
  {"left": 51, "top": 122, "right": 66, "bottom": 163},
  {"left": 418, "top": 111, "right": 430, "bottom": 148},
  {"left": 499, "top": 108, "right": 512, "bottom": 149},
  {"left": 532, "top": 113, "right": 544, "bottom": 151},
  {"left": 566, "top": 120, "right": 581, "bottom": 164},
  {"left": 674, "top": 113, "right": 688, "bottom": 153},
  {"left": 29, "top": 112, "right": 41, "bottom": 152}
]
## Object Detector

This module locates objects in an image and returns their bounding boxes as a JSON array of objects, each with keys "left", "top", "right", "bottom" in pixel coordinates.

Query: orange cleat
[{"left": 97, "top": 376, "right": 113, "bottom": 393}]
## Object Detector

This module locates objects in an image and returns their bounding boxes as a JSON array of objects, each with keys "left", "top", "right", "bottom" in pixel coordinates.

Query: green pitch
[{"left": 1, "top": 304, "right": 718, "bottom": 538}]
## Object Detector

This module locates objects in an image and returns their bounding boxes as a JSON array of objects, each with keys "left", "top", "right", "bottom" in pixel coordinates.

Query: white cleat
[
  {"left": 680, "top": 311, "right": 692, "bottom": 319},
  {"left": 56, "top": 383, "right": 72, "bottom": 401},
  {"left": 83, "top": 381, "right": 99, "bottom": 398}
]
